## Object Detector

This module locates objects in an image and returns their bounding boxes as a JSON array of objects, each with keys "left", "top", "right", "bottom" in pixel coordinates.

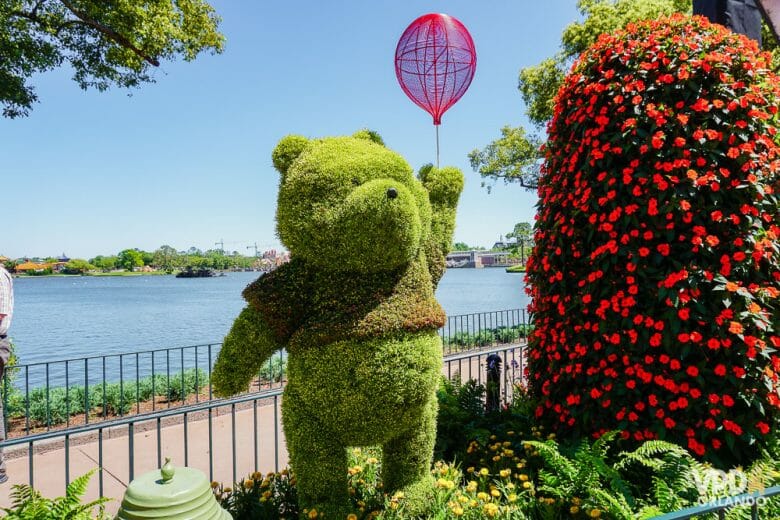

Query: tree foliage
[
  {"left": 471, "top": 0, "right": 698, "bottom": 190},
  {"left": 467, "top": 126, "right": 543, "bottom": 191},
  {"left": 117, "top": 248, "right": 144, "bottom": 271},
  {"left": 1, "top": 0, "right": 224, "bottom": 118}
]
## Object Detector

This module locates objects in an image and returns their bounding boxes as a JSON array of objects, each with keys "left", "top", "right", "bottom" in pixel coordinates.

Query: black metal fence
[
  {"left": 0, "top": 343, "right": 526, "bottom": 513},
  {"left": 1, "top": 309, "right": 530, "bottom": 437}
]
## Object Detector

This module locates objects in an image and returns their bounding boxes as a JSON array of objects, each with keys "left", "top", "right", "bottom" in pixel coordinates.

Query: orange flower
[
  {"left": 728, "top": 321, "right": 744, "bottom": 334},
  {"left": 725, "top": 281, "right": 739, "bottom": 292}
]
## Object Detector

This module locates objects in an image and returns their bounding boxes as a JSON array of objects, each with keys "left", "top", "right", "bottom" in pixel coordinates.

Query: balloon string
[{"left": 436, "top": 125, "right": 440, "bottom": 169}]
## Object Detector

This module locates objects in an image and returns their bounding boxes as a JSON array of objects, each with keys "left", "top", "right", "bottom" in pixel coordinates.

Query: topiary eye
[{"left": 351, "top": 178, "right": 361, "bottom": 186}]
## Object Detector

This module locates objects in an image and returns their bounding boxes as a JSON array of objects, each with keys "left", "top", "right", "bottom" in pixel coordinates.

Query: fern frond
[
  {"left": 615, "top": 440, "right": 691, "bottom": 471},
  {"left": 52, "top": 470, "right": 95, "bottom": 518},
  {"left": 523, "top": 440, "right": 577, "bottom": 480},
  {"left": 589, "top": 487, "right": 633, "bottom": 520}
]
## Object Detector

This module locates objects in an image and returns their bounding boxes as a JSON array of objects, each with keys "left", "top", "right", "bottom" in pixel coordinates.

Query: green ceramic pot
[{"left": 115, "top": 459, "right": 231, "bottom": 520}]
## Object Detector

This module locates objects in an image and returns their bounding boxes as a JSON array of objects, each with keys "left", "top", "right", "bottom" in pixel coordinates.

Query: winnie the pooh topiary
[{"left": 211, "top": 130, "right": 463, "bottom": 515}]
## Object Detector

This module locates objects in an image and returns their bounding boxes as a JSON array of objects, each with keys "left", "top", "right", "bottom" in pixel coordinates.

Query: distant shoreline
[{"left": 14, "top": 271, "right": 171, "bottom": 278}]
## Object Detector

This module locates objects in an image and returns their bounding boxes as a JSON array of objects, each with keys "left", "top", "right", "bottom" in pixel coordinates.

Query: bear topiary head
[{"left": 273, "top": 131, "right": 432, "bottom": 272}]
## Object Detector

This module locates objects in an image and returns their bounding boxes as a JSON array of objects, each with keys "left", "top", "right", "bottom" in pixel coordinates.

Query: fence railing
[
  {"left": 0, "top": 344, "right": 526, "bottom": 514},
  {"left": 650, "top": 485, "right": 780, "bottom": 519},
  {"left": 1, "top": 309, "right": 531, "bottom": 438}
]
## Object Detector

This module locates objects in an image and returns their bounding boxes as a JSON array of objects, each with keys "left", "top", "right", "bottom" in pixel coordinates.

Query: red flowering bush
[{"left": 526, "top": 15, "right": 780, "bottom": 467}]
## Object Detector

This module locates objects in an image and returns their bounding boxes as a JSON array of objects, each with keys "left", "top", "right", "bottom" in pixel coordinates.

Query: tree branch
[{"left": 57, "top": 0, "right": 160, "bottom": 66}]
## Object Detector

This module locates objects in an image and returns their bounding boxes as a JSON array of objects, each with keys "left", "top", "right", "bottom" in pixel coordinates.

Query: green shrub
[
  {"left": 164, "top": 368, "right": 208, "bottom": 402},
  {"left": 102, "top": 383, "right": 136, "bottom": 416},
  {"left": 1, "top": 469, "right": 109, "bottom": 519},
  {"left": 258, "top": 356, "right": 286, "bottom": 384},
  {"left": 4, "top": 368, "right": 210, "bottom": 428}
]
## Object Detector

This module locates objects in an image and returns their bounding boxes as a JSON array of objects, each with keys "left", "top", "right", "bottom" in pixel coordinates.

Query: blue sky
[{"left": 1, "top": 1, "right": 581, "bottom": 259}]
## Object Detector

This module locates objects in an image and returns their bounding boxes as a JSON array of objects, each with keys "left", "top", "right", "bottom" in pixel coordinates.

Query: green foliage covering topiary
[
  {"left": 526, "top": 14, "right": 780, "bottom": 467},
  {"left": 211, "top": 130, "right": 464, "bottom": 516}
]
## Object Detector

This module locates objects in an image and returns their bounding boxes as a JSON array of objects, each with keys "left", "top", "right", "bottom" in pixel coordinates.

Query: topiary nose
[{"left": 387, "top": 187, "right": 398, "bottom": 199}]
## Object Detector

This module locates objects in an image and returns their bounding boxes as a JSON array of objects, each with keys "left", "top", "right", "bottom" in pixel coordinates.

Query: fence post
[{"left": 486, "top": 354, "right": 502, "bottom": 412}]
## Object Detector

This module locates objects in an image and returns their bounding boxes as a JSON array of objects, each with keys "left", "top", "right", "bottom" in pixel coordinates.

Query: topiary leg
[
  {"left": 381, "top": 398, "right": 437, "bottom": 514},
  {"left": 282, "top": 389, "right": 350, "bottom": 517}
]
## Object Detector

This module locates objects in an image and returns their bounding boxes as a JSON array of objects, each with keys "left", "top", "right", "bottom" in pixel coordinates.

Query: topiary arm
[
  {"left": 419, "top": 165, "right": 464, "bottom": 286},
  {"left": 211, "top": 305, "right": 283, "bottom": 397}
]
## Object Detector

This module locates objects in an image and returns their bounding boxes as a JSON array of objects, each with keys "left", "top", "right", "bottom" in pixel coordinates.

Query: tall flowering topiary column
[{"left": 526, "top": 14, "right": 780, "bottom": 466}]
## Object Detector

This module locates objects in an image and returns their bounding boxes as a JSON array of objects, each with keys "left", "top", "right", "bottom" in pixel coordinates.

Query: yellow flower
[
  {"left": 366, "top": 457, "right": 379, "bottom": 464},
  {"left": 570, "top": 506, "right": 580, "bottom": 514},
  {"left": 507, "top": 493, "right": 518, "bottom": 503},
  {"left": 490, "top": 489, "right": 500, "bottom": 498},
  {"left": 307, "top": 509, "right": 318, "bottom": 519},
  {"left": 243, "top": 479, "right": 254, "bottom": 489},
  {"left": 590, "top": 509, "right": 602, "bottom": 518},
  {"left": 492, "top": 455, "right": 501, "bottom": 462},
  {"left": 262, "top": 490, "right": 272, "bottom": 499},
  {"left": 518, "top": 474, "right": 529, "bottom": 481},
  {"left": 210, "top": 481, "right": 219, "bottom": 489},
  {"left": 347, "top": 515, "right": 358, "bottom": 520},
  {"left": 499, "top": 469, "right": 511, "bottom": 478},
  {"left": 458, "top": 495, "right": 469, "bottom": 504},
  {"left": 477, "top": 492, "right": 490, "bottom": 501},
  {"left": 450, "top": 504, "right": 464, "bottom": 516},
  {"left": 523, "top": 481, "right": 532, "bottom": 489},
  {"left": 479, "top": 468, "right": 490, "bottom": 477},
  {"left": 466, "top": 481, "right": 478, "bottom": 493},
  {"left": 466, "top": 466, "right": 475, "bottom": 473},
  {"left": 436, "top": 478, "right": 455, "bottom": 490},
  {"left": 483, "top": 503, "right": 499, "bottom": 517}
]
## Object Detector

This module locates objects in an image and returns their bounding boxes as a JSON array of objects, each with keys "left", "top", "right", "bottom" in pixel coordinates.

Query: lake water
[{"left": 11, "top": 268, "right": 529, "bottom": 366}]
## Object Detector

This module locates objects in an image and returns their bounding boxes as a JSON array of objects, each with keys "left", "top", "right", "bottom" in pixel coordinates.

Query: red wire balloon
[{"left": 395, "top": 13, "right": 477, "bottom": 125}]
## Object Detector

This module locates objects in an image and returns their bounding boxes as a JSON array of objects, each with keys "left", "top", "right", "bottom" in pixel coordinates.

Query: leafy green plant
[
  {"left": 214, "top": 469, "right": 299, "bottom": 520},
  {"left": 4, "top": 368, "right": 209, "bottom": 428},
  {"left": 1, "top": 469, "right": 110, "bottom": 519},
  {"left": 257, "top": 356, "right": 286, "bottom": 384}
]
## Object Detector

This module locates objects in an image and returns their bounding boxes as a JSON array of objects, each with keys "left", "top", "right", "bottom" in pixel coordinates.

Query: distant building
[
  {"left": 14, "top": 261, "right": 51, "bottom": 273},
  {"left": 445, "top": 250, "right": 511, "bottom": 268}
]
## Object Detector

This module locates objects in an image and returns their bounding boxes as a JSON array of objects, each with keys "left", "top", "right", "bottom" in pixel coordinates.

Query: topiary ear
[
  {"left": 352, "top": 128, "right": 385, "bottom": 146},
  {"left": 272, "top": 135, "right": 310, "bottom": 178}
]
